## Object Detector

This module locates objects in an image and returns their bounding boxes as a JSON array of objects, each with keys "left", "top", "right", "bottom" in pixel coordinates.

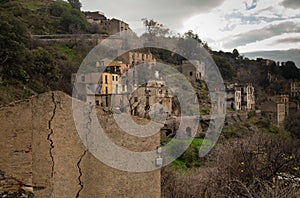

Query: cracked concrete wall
[{"left": 0, "top": 91, "right": 161, "bottom": 197}]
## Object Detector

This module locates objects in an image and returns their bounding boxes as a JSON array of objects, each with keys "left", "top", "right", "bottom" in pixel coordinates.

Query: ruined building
[
  {"left": 85, "top": 11, "right": 130, "bottom": 34},
  {"left": 181, "top": 60, "right": 205, "bottom": 82},
  {"left": 72, "top": 62, "right": 129, "bottom": 110},
  {"left": 129, "top": 80, "right": 175, "bottom": 119},
  {"left": 226, "top": 83, "right": 255, "bottom": 111},
  {"left": 290, "top": 81, "right": 300, "bottom": 97}
]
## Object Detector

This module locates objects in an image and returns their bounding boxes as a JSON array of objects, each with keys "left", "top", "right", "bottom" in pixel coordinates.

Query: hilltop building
[{"left": 84, "top": 11, "right": 130, "bottom": 34}]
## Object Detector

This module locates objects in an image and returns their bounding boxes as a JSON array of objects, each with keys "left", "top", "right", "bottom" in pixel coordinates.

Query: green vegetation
[
  {"left": 50, "top": 0, "right": 88, "bottom": 33},
  {"left": 0, "top": 0, "right": 95, "bottom": 105},
  {"left": 161, "top": 138, "right": 205, "bottom": 171}
]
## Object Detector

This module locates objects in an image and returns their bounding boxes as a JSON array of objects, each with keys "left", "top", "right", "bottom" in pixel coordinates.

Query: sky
[{"left": 81, "top": 0, "right": 300, "bottom": 54}]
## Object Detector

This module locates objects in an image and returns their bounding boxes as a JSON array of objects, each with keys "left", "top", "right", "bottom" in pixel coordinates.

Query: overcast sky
[{"left": 81, "top": 0, "right": 300, "bottom": 53}]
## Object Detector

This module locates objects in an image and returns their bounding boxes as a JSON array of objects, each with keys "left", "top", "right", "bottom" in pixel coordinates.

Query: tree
[
  {"left": 280, "top": 61, "right": 300, "bottom": 80},
  {"left": 141, "top": 18, "right": 169, "bottom": 37},
  {"left": 0, "top": 12, "right": 31, "bottom": 81},
  {"left": 67, "top": 0, "right": 82, "bottom": 10},
  {"left": 50, "top": 0, "right": 72, "bottom": 17},
  {"left": 232, "top": 49, "right": 239, "bottom": 59}
]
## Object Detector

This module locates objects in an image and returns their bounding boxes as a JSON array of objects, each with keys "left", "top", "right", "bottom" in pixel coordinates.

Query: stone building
[
  {"left": 129, "top": 80, "right": 175, "bottom": 119},
  {"left": 72, "top": 63, "right": 128, "bottom": 110},
  {"left": 261, "top": 101, "right": 286, "bottom": 126},
  {"left": 85, "top": 11, "right": 107, "bottom": 23},
  {"left": 84, "top": 11, "right": 130, "bottom": 35},
  {"left": 120, "top": 51, "right": 157, "bottom": 67},
  {"left": 226, "top": 83, "right": 255, "bottom": 111},
  {"left": 267, "top": 95, "right": 289, "bottom": 116},
  {"left": 290, "top": 81, "right": 300, "bottom": 97},
  {"left": 181, "top": 60, "right": 205, "bottom": 82}
]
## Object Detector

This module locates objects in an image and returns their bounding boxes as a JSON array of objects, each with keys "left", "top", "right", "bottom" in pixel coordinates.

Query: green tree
[
  {"left": 213, "top": 55, "right": 236, "bottom": 81},
  {"left": 280, "top": 61, "right": 300, "bottom": 80},
  {"left": 67, "top": 0, "right": 82, "bottom": 10},
  {"left": 50, "top": 0, "right": 72, "bottom": 17},
  {"left": 0, "top": 12, "right": 31, "bottom": 81},
  {"left": 232, "top": 48, "right": 239, "bottom": 59}
]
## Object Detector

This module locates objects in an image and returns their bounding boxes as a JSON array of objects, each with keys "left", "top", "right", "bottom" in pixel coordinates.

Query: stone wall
[{"left": 0, "top": 91, "right": 161, "bottom": 197}]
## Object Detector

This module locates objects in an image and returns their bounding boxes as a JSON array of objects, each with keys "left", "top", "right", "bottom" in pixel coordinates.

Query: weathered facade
[
  {"left": 0, "top": 91, "right": 161, "bottom": 197},
  {"left": 120, "top": 51, "right": 157, "bottom": 66},
  {"left": 84, "top": 11, "right": 130, "bottom": 35},
  {"left": 129, "top": 80, "right": 175, "bottom": 119},
  {"left": 290, "top": 81, "right": 300, "bottom": 97},
  {"left": 226, "top": 83, "right": 255, "bottom": 111},
  {"left": 181, "top": 60, "right": 205, "bottom": 82},
  {"left": 261, "top": 100, "right": 286, "bottom": 126},
  {"left": 267, "top": 94, "right": 289, "bottom": 116}
]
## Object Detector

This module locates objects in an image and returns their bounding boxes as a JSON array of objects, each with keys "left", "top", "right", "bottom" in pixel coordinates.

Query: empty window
[
  {"left": 190, "top": 71, "right": 193, "bottom": 76},
  {"left": 96, "top": 100, "right": 100, "bottom": 106},
  {"left": 105, "top": 75, "right": 108, "bottom": 84},
  {"left": 105, "top": 87, "right": 108, "bottom": 94},
  {"left": 112, "top": 76, "right": 115, "bottom": 81}
]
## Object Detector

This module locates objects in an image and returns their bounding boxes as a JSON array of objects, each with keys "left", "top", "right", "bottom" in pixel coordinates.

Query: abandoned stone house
[
  {"left": 84, "top": 11, "right": 130, "bottom": 35},
  {"left": 181, "top": 60, "right": 205, "bottom": 82},
  {"left": 267, "top": 95, "right": 289, "bottom": 116},
  {"left": 129, "top": 80, "right": 175, "bottom": 119},
  {"left": 72, "top": 51, "right": 158, "bottom": 111},
  {"left": 261, "top": 101, "right": 286, "bottom": 126},
  {"left": 120, "top": 51, "right": 157, "bottom": 67},
  {"left": 226, "top": 83, "right": 255, "bottom": 111},
  {"left": 290, "top": 81, "right": 300, "bottom": 97},
  {"left": 72, "top": 63, "right": 128, "bottom": 110}
]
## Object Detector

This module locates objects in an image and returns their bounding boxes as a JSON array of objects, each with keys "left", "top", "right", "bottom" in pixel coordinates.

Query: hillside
[
  {"left": 1, "top": 0, "right": 300, "bottom": 106},
  {"left": 0, "top": 0, "right": 94, "bottom": 106}
]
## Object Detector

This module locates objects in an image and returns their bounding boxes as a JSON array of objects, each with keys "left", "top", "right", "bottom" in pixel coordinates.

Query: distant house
[
  {"left": 84, "top": 11, "right": 130, "bottom": 35},
  {"left": 290, "top": 81, "right": 300, "bottom": 97},
  {"left": 120, "top": 51, "right": 157, "bottom": 67},
  {"left": 226, "top": 83, "right": 255, "bottom": 111},
  {"left": 129, "top": 80, "right": 175, "bottom": 118},
  {"left": 261, "top": 101, "right": 285, "bottom": 126},
  {"left": 267, "top": 95, "right": 289, "bottom": 116},
  {"left": 72, "top": 63, "right": 128, "bottom": 110},
  {"left": 181, "top": 60, "right": 205, "bottom": 82}
]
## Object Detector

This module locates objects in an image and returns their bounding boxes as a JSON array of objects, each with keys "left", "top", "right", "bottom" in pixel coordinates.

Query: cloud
[
  {"left": 244, "top": 0, "right": 257, "bottom": 10},
  {"left": 281, "top": 0, "right": 300, "bottom": 9},
  {"left": 275, "top": 37, "right": 300, "bottom": 44},
  {"left": 243, "top": 49, "right": 300, "bottom": 67},
  {"left": 223, "top": 21, "right": 300, "bottom": 49},
  {"left": 81, "top": 0, "right": 226, "bottom": 31}
]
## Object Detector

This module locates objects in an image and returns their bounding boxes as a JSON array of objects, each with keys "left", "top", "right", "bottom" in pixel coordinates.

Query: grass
[{"left": 161, "top": 138, "right": 205, "bottom": 171}]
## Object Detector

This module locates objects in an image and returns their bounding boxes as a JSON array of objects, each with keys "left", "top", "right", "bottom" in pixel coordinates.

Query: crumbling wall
[{"left": 0, "top": 91, "right": 160, "bottom": 197}]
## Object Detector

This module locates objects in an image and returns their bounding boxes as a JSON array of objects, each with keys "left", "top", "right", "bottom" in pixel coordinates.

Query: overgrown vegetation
[{"left": 0, "top": 0, "right": 94, "bottom": 105}]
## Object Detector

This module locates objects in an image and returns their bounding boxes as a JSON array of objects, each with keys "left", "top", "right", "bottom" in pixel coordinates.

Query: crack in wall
[
  {"left": 48, "top": 92, "right": 57, "bottom": 178},
  {"left": 76, "top": 105, "right": 93, "bottom": 198},
  {"left": 76, "top": 150, "right": 87, "bottom": 198}
]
